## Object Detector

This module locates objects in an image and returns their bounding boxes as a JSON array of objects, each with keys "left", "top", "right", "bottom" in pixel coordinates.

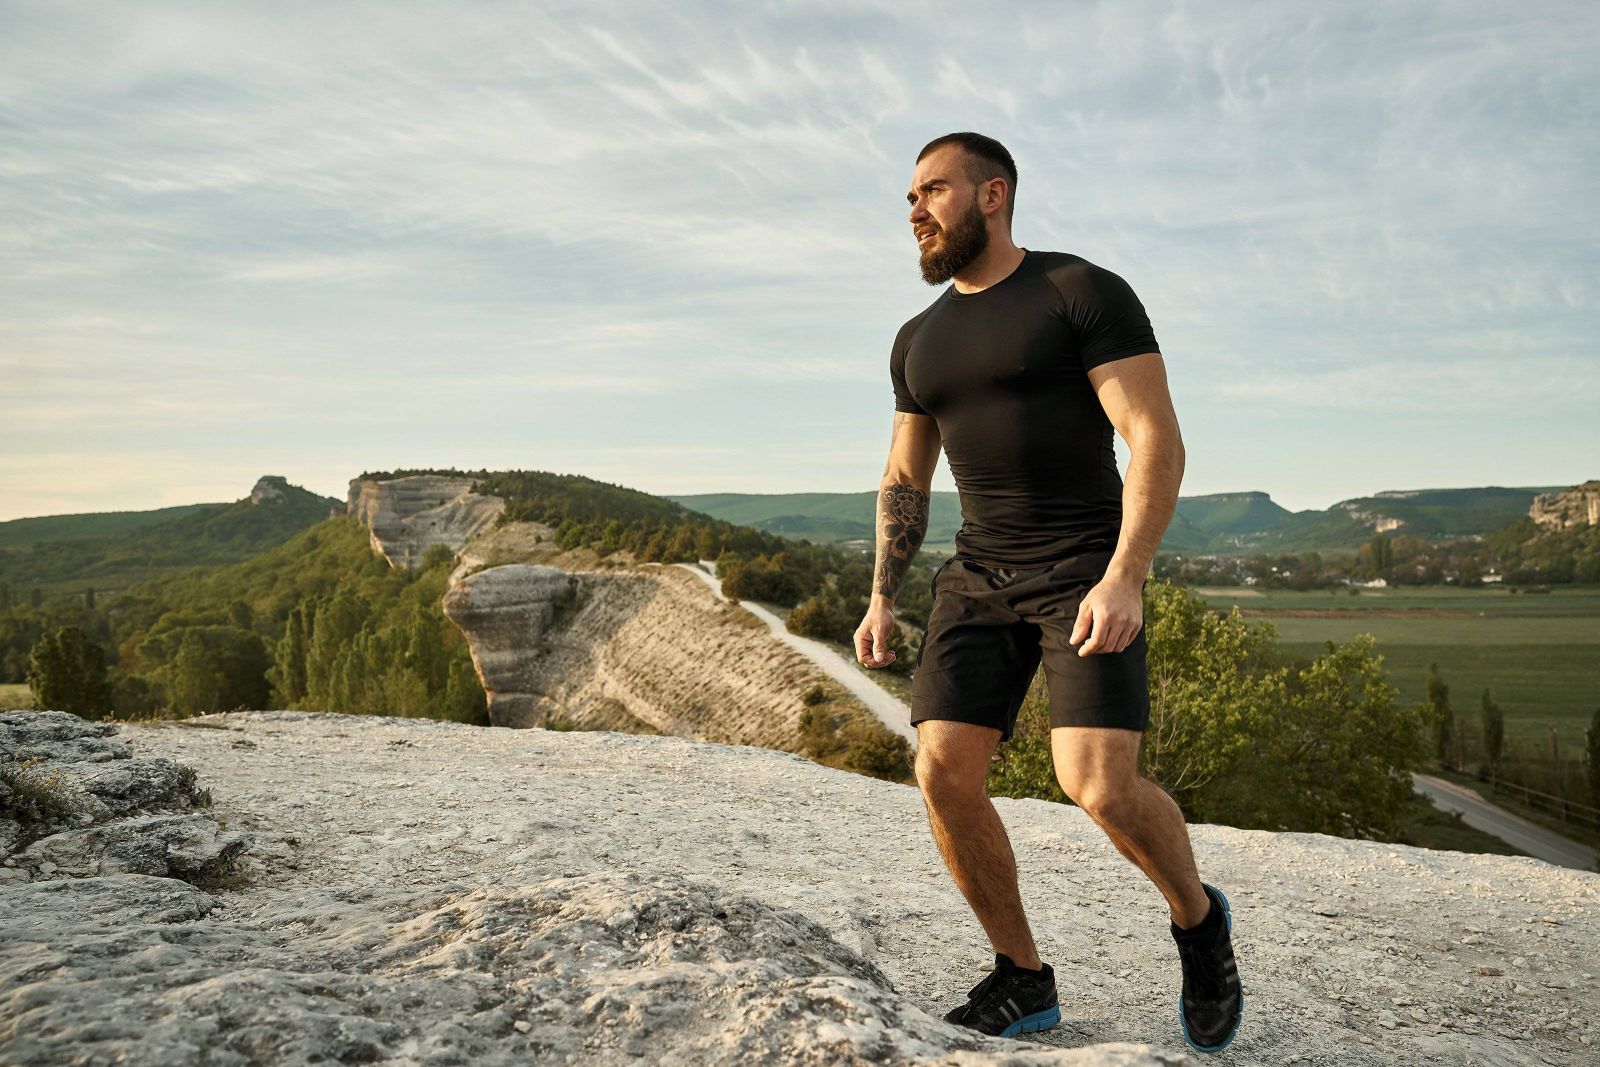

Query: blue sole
[
  {"left": 1179, "top": 884, "right": 1244, "bottom": 1054},
  {"left": 1000, "top": 1003, "right": 1061, "bottom": 1037}
]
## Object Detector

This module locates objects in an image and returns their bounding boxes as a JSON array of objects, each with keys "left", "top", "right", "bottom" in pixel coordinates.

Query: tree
[
  {"left": 1424, "top": 661, "right": 1453, "bottom": 767},
  {"left": 83, "top": 587, "right": 95, "bottom": 610},
  {"left": 165, "top": 627, "right": 272, "bottom": 715},
  {"left": 1587, "top": 707, "right": 1600, "bottom": 810},
  {"left": 25, "top": 626, "right": 112, "bottom": 718},
  {"left": 1481, "top": 688, "right": 1505, "bottom": 782}
]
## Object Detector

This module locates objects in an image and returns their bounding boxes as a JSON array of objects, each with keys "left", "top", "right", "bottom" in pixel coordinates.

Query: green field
[{"left": 1190, "top": 585, "right": 1600, "bottom": 752}]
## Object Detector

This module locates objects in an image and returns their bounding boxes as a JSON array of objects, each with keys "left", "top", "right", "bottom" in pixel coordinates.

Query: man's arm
[
  {"left": 873, "top": 410, "right": 942, "bottom": 603},
  {"left": 1087, "top": 351, "right": 1185, "bottom": 589}
]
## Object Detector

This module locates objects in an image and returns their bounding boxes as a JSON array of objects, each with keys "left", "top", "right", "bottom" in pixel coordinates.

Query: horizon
[
  {"left": 4, "top": 4, "right": 1596, "bottom": 523},
  {"left": 0, "top": 470, "right": 1581, "bottom": 527}
]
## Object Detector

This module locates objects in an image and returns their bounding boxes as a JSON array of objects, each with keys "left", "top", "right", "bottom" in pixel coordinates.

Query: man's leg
[
  {"left": 1050, "top": 725, "right": 1210, "bottom": 928},
  {"left": 914, "top": 719, "right": 1042, "bottom": 969}
]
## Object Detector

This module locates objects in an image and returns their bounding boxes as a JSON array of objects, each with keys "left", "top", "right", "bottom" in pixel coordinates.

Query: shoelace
[{"left": 1177, "top": 938, "right": 1231, "bottom": 1002}]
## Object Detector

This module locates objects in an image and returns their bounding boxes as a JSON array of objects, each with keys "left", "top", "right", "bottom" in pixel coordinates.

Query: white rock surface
[
  {"left": 7, "top": 710, "right": 1597, "bottom": 1066},
  {"left": 345, "top": 475, "right": 506, "bottom": 570}
]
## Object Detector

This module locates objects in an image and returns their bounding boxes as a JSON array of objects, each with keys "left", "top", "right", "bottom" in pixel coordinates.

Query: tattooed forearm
[{"left": 874, "top": 482, "right": 929, "bottom": 601}]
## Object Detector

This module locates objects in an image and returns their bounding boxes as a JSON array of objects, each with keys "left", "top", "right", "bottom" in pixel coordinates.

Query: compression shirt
[{"left": 889, "top": 249, "right": 1161, "bottom": 567}]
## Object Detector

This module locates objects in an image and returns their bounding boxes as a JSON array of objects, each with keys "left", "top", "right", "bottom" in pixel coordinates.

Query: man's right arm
[{"left": 872, "top": 410, "right": 942, "bottom": 605}]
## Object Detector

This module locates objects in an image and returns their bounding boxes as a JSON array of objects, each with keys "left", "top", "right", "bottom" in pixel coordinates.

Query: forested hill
[
  {"left": 0, "top": 476, "right": 340, "bottom": 603},
  {"left": 670, "top": 484, "right": 1567, "bottom": 556}
]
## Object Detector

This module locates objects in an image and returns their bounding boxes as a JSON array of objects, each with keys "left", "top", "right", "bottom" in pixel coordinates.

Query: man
[{"left": 853, "top": 132, "right": 1244, "bottom": 1054}]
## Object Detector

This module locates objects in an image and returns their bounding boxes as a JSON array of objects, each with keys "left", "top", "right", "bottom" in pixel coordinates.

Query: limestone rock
[
  {"left": 345, "top": 474, "right": 506, "bottom": 570},
  {"left": 249, "top": 474, "right": 289, "bottom": 504},
  {"left": 1530, "top": 480, "right": 1600, "bottom": 529},
  {"left": 441, "top": 563, "right": 580, "bottom": 726},
  {"left": 1, "top": 709, "right": 212, "bottom": 855},
  {"left": 441, "top": 562, "right": 838, "bottom": 748},
  {"left": 0, "top": 710, "right": 245, "bottom": 888},
  {"left": 12, "top": 812, "right": 251, "bottom": 881},
  {"left": 0, "top": 865, "right": 1178, "bottom": 1067}
]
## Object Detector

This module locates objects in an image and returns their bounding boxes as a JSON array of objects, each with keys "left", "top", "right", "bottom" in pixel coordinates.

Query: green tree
[
  {"left": 83, "top": 587, "right": 95, "bottom": 610},
  {"left": 1587, "top": 707, "right": 1600, "bottom": 810},
  {"left": 25, "top": 626, "right": 112, "bottom": 718},
  {"left": 165, "top": 627, "right": 272, "bottom": 715},
  {"left": 1481, "top": 688, "right": 1505, "bottom": 782},
  {"left": 1424, "top": 661, "right": 1453, "bottom": 766},
  {"left": 270, "top": 603, "right": 311, "bottom": 705}
]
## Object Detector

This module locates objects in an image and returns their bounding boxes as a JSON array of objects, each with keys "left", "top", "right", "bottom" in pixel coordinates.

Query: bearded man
[{"left": 853, "top": 132, "right": 1244, "bottom": 1054}]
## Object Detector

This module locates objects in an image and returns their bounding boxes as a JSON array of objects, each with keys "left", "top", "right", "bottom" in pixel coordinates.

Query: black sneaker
[
  {"left": 1171, "top": 883, "right": 1244, "bottom": 1053},
  {"left": 942, "top": 953, "right": 1061, "bottom": 1038}
]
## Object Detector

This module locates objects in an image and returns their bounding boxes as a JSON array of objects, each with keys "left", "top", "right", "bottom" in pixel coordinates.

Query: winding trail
[{"left": 676, "top": 560, "right": 917, "bottom": 745}]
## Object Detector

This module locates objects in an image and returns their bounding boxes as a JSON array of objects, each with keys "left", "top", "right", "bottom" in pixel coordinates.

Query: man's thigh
[{"left": 1049, "top": 725, "right": 1144, "bottom": 794}]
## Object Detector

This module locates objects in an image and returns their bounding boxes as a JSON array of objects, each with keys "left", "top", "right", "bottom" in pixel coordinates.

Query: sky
[{"left": 2, "top": 0, "right": 1596, "bottom": 523}]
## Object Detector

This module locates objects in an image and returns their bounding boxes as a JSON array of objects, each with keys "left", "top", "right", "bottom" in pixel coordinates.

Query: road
[
  {"left": 1412, "top": 773, "right": 1597, "bottom": 871},
  {"left": 675, "top": 561, "right": 917, "bottom": 744}
]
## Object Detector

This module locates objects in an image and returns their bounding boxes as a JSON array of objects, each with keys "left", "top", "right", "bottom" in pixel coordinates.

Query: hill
[
  {"left": 668, "top": 485, "right": 1565, "bottom": 558},
  {"left": 3, "top": 708, "right": 1595, "bottom": 1066},
  {"left": 0, "top": 477, "right": 342, "bottom": 602}
]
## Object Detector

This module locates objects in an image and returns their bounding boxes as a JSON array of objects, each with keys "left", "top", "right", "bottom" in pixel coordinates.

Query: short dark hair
[{"left": 917, "top": 132, "right": 1018, "bottom": 225}]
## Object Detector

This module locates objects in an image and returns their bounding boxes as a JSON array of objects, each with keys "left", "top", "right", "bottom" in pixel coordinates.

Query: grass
[
  {"left": 1392, "top": 791, "right": 1528, "bottom": 858},
  {"left": 1190, "top": 584, "right": 1600, "bottom": 751},
  {"left": 0, "top": 683, "right": 34, "bottom": 711}
]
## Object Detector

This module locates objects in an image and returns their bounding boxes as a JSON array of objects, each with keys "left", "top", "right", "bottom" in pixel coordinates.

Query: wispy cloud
[{"left": 2, "top": 1, "right": 1595, "bottom": 519}]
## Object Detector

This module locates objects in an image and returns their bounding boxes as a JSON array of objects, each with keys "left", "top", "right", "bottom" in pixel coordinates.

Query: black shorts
[{"left": 910, "top": 548, "right": 1150, "bottom": 741}]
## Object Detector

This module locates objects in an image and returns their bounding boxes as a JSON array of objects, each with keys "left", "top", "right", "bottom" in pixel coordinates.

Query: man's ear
[{"left": 983, "top": 177, "right": 1009, "bottom": 217}]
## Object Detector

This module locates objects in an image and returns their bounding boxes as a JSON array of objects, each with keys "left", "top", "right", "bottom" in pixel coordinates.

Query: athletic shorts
[{"left": 910, "top": 547, "right": 1150, "bottom": 741}]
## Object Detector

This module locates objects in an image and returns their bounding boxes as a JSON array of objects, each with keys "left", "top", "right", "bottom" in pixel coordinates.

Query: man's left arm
[{"left": 1070, "top": 351, "right": 1185, "bottom": 655}]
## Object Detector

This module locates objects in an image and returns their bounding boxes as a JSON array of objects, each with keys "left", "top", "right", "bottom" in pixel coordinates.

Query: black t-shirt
[{"left": 889, "top": 249, "right": 1160, "bottom": 567}]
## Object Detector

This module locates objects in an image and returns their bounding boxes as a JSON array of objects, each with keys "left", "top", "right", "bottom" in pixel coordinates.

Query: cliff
[
  {"left": 4, "top": 708, "right": 1596, "bottom": 1066},
  {"left": 344, "top": 475, "right": 507, "bottom": 570},
  {"left": 1529, "top": 480, "right": 1600, "bottom": 530},
  {"left": 349, "top": 475, "right": 866, "bottom": 747}
]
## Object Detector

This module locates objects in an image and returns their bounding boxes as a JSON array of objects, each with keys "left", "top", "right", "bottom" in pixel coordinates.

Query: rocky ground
[{"left": 3, "top": 708, "right": 1597, "bottom": 1066}]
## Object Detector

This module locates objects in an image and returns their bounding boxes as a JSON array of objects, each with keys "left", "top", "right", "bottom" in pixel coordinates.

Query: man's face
[{"left": 907, "top": 145, "right": 990, "bottom": 285}]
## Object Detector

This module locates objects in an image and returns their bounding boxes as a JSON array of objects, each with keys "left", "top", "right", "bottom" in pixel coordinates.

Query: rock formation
[
  {"left": 249, "top": 474, "right": 288, "bottom": 505},
  {"left": 1530, "top": 480, "right": 1600, "bottom": 530},
  {"left": 344, "top": 474, "right": 507, "bottom": 570},
  {"left": 6, "top": 707, "right": 1597, "bottom": 1066},
  {"left": 441, "top": 561, "right": 837, "bottom": 748},
  {"left": 346, "top": 474, "right": 855, "bottom": 748},
  {"left": 0, "top": 710, "right": 252, "bottom": 887}
]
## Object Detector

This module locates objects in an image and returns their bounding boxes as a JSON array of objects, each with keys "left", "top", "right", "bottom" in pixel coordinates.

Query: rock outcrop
[
  {"left": 1530, "top": 480, "right": 1600, "bottom": 529},
  {"left": 7, "top": 708, "right": 1597, "bottom": 1066},
  {"left": 442, "top": 561, "right": 833, "bottom": 748},
  {"left": 249, "top": 474, "right": 288, "bottom": 505},
  {"left": 0, "top": 710, "right": 251, "bottom": 887},
  {"left": 345, "top": 474, "right": 507, "bottom": 570}
]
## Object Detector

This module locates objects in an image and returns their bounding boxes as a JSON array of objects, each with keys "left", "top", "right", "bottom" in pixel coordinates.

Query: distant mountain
[
  {"left": 0, "top": 476, "right": 342, "bottom": 601},
  {"left": 669, "top": 484, "right": 1569, "bottom": 558}
]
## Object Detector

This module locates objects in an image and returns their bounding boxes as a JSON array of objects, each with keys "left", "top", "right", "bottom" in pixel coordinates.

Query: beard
[{"left": 918, "top": 194, "right": 990, "bottom": 285}]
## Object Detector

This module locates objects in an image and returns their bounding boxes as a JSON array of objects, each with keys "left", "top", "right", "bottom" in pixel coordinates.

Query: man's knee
[
  {"left": 913, "top": 721, "right": 997, "bottom": 803},
  {"left": 1056, "top": 768, "right": 1137, "bottom": 826}
]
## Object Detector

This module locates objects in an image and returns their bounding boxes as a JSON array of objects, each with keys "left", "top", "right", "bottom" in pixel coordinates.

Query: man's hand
[
  {"left": 1069, "top": 573, "right": 1144, "bottom": 655},
  {"left": 854, "top": 601, "right": 898, "bottom": 668}
]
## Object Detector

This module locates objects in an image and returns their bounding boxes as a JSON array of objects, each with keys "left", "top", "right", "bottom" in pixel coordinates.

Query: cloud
[{"left": 2, "top": 0, "right": 1595, "bottom": 519}]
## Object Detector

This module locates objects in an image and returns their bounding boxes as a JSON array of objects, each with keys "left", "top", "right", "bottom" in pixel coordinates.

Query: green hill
[
  {"left": 0, "top": 476, "right": 341, "bottom": 603},
  {"left": 670, "top": 485, "right": 1566, "bottom": 558},
  {"left": 0, "top": 503, "right": 217, "bottom": 549}
]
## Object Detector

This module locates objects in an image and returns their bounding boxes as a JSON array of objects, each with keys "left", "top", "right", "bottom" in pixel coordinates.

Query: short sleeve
[
  {"left": 890, "top": 319, "right": 929, "bottom": 415},
  {"left": 1050, "top": 260, "right": 1161, "bottom": 370}
]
